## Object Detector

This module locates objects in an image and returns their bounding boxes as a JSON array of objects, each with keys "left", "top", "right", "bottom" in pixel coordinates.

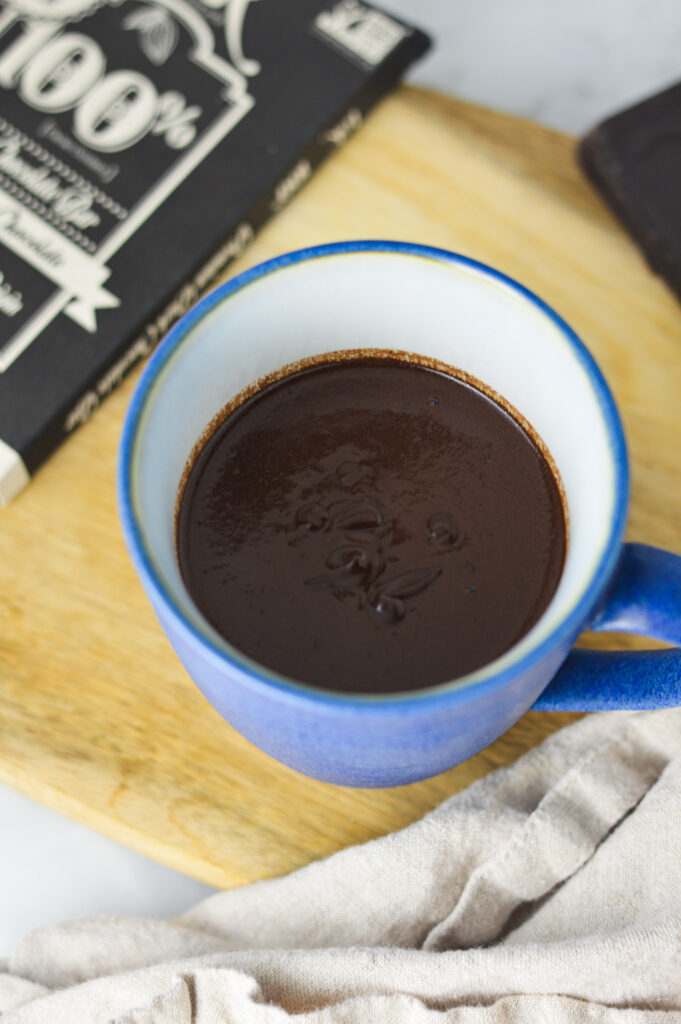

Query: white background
[{"left": 2, "top": 0, "right": 679, "bottom": 956}]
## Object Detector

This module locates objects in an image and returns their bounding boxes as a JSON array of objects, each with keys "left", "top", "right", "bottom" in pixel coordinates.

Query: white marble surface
[
  {"left": 393, "top": 0, "right": 681, "bottom": 134},
  {"left": 2, "top": 0, "right": 680, "bottom": 959},
  {"left": 0, "top": 789, "right": 212, "bottom": 956}
]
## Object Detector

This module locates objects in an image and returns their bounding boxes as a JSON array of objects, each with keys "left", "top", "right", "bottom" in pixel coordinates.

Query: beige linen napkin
[{"left": 2, "top": 709, "right": 681, "bottom": 1022}]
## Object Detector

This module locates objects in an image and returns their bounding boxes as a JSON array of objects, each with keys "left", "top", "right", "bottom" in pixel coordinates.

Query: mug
[{"left": 118, "top": 241, "right": 681, "bottom": 787}]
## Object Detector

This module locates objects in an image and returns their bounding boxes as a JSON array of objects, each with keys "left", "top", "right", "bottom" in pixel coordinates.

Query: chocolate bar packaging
[{"left": 0, "top": 0, "right": 429, "bottom": 503}]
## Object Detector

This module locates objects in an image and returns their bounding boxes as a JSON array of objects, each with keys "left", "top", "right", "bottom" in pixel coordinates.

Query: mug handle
[{"left": 533, "top": 543, "right": 681, "bottom": 710}]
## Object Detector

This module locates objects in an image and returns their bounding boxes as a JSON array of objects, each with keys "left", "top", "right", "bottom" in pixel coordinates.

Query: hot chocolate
[{"left": 176, "top": 353, "right": 566, "bottom": 694}]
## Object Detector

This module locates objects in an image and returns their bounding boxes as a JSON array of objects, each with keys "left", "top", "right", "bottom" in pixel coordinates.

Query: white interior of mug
[{"left": 128, "top": 249, "right": 621, "bottom": 692}]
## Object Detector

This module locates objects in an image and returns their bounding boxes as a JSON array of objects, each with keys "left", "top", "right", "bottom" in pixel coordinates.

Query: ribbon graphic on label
[{"left": 0, "top": 192, "right": 119, "bottom": 332}]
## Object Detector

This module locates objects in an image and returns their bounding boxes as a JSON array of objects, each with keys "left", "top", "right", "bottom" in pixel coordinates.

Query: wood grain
[{"left": 1, "top": 87, "right": 680, "bottom": 889}]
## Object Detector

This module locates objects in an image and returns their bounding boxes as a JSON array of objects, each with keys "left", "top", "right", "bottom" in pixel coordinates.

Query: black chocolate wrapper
[
  {"left": 579, "top": 81, "right": 681, "bottom": 298},
  {"left": 0, "top": 0, "right": 430, "bottom": 503}
]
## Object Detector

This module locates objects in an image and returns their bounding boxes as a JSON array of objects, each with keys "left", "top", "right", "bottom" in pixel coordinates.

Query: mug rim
[{"left": 118, "top": 240, "right": 630, "bottom": 710}]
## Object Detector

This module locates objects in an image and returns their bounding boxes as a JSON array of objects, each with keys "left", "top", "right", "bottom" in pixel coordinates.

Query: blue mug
[{"left": 118, "top": 241, "right": 681, "bottom": 787}]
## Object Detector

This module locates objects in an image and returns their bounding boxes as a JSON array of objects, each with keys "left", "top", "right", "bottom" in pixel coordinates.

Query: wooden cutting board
[{"left": 2, "top": 87, "right": 680, "bottom": 889}]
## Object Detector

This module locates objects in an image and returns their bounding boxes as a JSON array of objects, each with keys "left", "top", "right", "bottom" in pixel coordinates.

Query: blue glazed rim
[{"left": 118, "top": 240, "right": 630, "bottom": 711}]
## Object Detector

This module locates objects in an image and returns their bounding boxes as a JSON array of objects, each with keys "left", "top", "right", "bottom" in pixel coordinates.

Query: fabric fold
[{"left": 3, "top": 709, "right": 681, "bottom": 1022}]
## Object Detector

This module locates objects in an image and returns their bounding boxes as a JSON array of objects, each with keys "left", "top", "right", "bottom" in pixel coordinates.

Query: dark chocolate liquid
[{"left": 177, "top": 355, "right": 566, "bottom": 694}]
